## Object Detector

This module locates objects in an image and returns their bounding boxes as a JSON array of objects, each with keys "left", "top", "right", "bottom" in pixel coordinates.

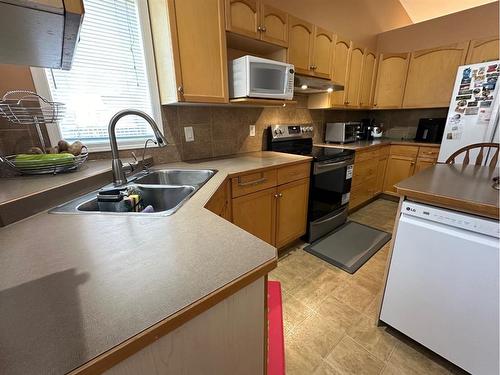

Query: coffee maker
[{"left": 359, "top": 118, "right": 375, "bottom": 140}]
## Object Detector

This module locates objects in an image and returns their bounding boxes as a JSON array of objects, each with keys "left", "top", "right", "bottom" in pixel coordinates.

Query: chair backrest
[{"left": 445, "top": 142, "right": 500, "bottom": 167}]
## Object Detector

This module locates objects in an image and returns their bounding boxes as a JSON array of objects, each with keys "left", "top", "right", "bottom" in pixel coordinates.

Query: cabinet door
[
  {"left": 260, "top": 3, "right": 288, "bottom": 47},
  {"left": 373, "top": 53, "right": 409, "bottom": 109},
  {"left": 375, "top": 156, "right": 388, "bottom": 195},
  {"left": 225, "top": 0, "right": 259, "bottom": 39},
  {"left": 232, "top": 187, "right": 276, "bottom": 245},
  {"left": 275, "top": 179, "right": 309, "bottom": 248},
  {"left": 414, "top": 158, "right": 435, "bottom": 174},
  {"left": 383, "top": 155, "right": 415, "bottom": 194},
  {"left": 312, "top": 26, "right": 334, "bottom": 79},
  {"left": 173, "top": 0, "right": 229, "bottom": 103},
  {"left": 330, "top": 36, "right": 352, "bottom": 106},
  {"left": 403, "top": 42, "right": 469, "bottom": 108},
  {"left": 345, "top": 45, "right": 364, "bottom": 107},
  {"left": 359, "top": 51, "right": 376, "bottom": 108},
  {"left": 287, "top": 16, "right": 314, "bottom": 76},
  {"left": 466, "top": 37, "right": 500, "bottom": 64}
]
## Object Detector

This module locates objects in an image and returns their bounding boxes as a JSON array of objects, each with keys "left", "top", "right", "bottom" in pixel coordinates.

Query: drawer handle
[{"left": 238, "top": 176, "right": 267, "bottom": 187}]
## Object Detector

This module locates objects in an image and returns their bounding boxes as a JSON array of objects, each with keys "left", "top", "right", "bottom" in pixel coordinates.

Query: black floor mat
[{"left": 304, "top": 221, "right": 391, "bottom": 274}]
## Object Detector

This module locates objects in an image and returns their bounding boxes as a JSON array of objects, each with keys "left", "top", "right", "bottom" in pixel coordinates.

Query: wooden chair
[{"left": 445, "top": 142, "right": 500, "bottom": 166}]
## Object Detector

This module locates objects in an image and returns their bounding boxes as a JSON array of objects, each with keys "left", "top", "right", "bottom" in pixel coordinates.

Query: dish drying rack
[{"left": 0, "top": 90, "right": 88, "bottom": 175}]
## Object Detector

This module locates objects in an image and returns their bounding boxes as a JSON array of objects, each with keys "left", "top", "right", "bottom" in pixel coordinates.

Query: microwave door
[{"left": 249, "top": 62, "right": 286, "bottom": 97}]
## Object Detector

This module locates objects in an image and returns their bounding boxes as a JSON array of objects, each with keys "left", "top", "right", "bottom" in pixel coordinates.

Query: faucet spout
[{"left": 108, "top": 109, "right": 167, "bottom": 186}]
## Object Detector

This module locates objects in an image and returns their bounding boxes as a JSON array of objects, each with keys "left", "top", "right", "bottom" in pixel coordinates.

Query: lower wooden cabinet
[
  {"left": 232, "top": 187, "right": 277, "bottom": 244},
  {"left": 414, "top": 158, "right": 435, "bottom": 173},
  {"left": 205, "top": 179, "right": 232, "bottom": 221},
  {"left": 383, "top": 155, "right": 416, "bottom": 194},
  {"left": 275, "top": 178, "right": 309, "bottom": 248}
]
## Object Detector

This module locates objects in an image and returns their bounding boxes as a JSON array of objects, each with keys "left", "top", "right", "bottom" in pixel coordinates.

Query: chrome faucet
[{"left": 108, "top": 109, "right": 168, "bottom": 186}]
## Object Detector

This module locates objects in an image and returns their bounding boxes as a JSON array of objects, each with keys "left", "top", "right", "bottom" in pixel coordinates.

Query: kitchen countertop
[
  {"left": 395, "top": 164, "right": 499, "bottom": 219},
  {"left": 0, "top": 151, "right": 311, "bottom": 375},
  {"left": 315, "top": 139, "right": 441, "bottom": 151}
]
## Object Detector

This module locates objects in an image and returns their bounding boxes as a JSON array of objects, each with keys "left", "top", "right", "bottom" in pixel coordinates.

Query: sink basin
[
  {"left": 133, "top": 169, "right": 215, "bottom": 186},
  {"left": 50, "top": 168, "right": 216, "bottom": 216}
]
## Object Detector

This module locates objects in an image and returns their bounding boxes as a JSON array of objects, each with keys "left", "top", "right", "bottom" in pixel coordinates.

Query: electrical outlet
[
  {"left": 249, "top": 125, "right": 256, "bottom": 137},
  {"left": 184, "top": 126, "right": 194, "bottom": 142}
]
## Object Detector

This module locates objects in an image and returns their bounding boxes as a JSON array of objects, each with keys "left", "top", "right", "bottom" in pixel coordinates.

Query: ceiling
[{"left": 398, "top": 0, "right": 497, "bottom": 23}]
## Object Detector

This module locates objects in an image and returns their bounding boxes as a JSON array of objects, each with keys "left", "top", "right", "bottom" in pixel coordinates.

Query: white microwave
[{"left": 229, "top": 55, "right": 295, "bottom": 100}]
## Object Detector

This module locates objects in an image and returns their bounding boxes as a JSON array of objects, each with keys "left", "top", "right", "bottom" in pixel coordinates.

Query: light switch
[
  {"left": 184, "top": 126, "right": 194, "bottom": 142},
  {"left": 249, "top": 125, "right": 256, "bottom": 137}
]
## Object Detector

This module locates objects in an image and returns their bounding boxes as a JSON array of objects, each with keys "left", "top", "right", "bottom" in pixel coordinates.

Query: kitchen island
[
  {"left": 378, "top": 163, "right": 499, "bottom": 375},
  {"left": 0, "top": 151, "right": 311, "bottom": 375}
]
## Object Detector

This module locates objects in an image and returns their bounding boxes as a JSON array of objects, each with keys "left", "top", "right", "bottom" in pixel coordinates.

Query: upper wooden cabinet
[
  {"left": 260, "top": 3, "right": 288, "bottom": 47},
  {"left": 373, "top": 53, "right": 409, "bottom": 109},
  {"left": 225, "top": 0, "right": 288, "bottom": 47},
  {"left": 403, "top": 41, "right": 469, "bottom": 108},
  {"left": 466, "top": 37, "right": 500, "bottom": 64},
  {"left": 359, "top": 50, "right": 376, "bottom": 108},
  {"left": 225, "top": 0, "right": 259, "bottom": 39},
  {"left": 330, "top": 36, "right": 352, "bottom": 106},
  {"left": 311, "top": 26, "right": 334, "bottom": 79},
  {"left": 287, "top": 16, "right": 314, "bottom": 74},
  {"left": 149, "top": 0, "right": 228, "bottom": 104},
  {"left": 345, "top": 44, "right": 364, "bottom": 107},
  {"left": 287, "top": 16, "right": 333, "bottom": 78}
]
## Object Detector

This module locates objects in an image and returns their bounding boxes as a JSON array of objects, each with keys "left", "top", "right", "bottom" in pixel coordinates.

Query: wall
[
  {"left": 266, "top": 0, "right": 412, "bottom": 50},
  {"left": 377, "top": 2, "right": 500, "bottom": 52}
]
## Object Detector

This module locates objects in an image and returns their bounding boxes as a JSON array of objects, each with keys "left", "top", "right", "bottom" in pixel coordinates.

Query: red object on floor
[{"left": 267, "top": 280, "right": 285, "bottom": 375}]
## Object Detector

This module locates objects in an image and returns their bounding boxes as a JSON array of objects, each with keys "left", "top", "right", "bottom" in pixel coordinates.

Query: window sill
[{"left": 81, "top": 140, "right": 156, "bottom": 153}]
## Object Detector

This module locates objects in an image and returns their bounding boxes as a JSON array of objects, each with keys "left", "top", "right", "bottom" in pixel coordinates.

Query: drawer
[
  {"left": 355, "top": 148, "right": 379, "bottom": 163},
  {"left": 231, "top": 169, "right": 277, "bottom": 198},
  {"left": 390, "top": 145, "right": 419, "bottom": 158},
  {"left": 418, "top": 146, "right": 440, "bottom": 159},
  {"left": 352, "top": 159, "right": 378, "bottom": 187},
  {"left": 277, "top": 162, "right": 311, "bottom": 185}
]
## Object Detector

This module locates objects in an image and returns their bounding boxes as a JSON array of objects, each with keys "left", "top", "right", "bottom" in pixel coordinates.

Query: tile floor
[{"left": 269, "top": 198, "right": 467, "bottom": 375}]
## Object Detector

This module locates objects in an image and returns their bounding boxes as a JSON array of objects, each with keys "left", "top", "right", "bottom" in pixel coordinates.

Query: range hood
[
  {"left": 0, "top": 0, "right": 84, "bottom": 70},
  {"left": 294, "top": 75, "right": 344, "bottom": 94}
]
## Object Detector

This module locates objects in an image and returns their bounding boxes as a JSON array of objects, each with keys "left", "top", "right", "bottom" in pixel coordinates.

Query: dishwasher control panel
[{"left": 401, "top": 201, "right": 500, "bottom": 238}]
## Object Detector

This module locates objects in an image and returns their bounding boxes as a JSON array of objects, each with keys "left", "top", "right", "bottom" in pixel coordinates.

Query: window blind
[{"left": 46, "top": 0, "right": 156, "bottom": 144}]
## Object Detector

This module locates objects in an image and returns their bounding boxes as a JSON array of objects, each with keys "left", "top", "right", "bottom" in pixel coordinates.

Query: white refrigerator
[{"left": 438, "top": 60, "right": 500, "bottom": 164}]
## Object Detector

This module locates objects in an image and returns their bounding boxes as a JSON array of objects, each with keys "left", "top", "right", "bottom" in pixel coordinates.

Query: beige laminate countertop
[
  {"left": 0, "top": 151, "right": 311, "bottom": 375},
  {"left": 396, "top": 164, "right": 500, "bottom": 219},
  {"left": 315, "top": 139, "right": 441, "bottom": 151}
]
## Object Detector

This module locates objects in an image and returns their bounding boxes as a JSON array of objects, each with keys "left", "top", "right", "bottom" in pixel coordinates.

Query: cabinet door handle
[
  {"left": 261, "top": 26, "right": 266, "bottom": 32},
  {"left": 238, "top": 176, "right": 267, "bottom": 187},
  {"left": 177, "top": 85, "right": 184, "bottom": 94},
  {"left": 274, "top": 193, "right": 279, "bottom": 198},
  {"left": 278, "top": 193, "right": 283, "bottom": 197},
  {"left": 257, "top": 26, "right": 262, "bottom": 31}
]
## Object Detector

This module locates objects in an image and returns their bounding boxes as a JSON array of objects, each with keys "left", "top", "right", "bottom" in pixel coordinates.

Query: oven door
[
  {"left": 309, "top": 158, "right": 353, "bottom": 222},
  {"left": 248, "top": 61, "right": 289, "bottom": 98}
]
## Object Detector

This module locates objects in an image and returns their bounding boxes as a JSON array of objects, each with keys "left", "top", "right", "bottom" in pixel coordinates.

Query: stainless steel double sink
[{"left": 50, "top": 169, "right": 216, "bottom": 216}]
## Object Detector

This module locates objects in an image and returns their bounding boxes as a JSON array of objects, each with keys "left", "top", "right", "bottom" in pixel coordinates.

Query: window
[{"left": 32, "top": 0, "right": 161, "bottom": 151}]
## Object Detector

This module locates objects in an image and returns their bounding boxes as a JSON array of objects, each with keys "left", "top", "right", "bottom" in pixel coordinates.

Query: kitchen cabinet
[
  {"left": 349, "top": 147, "right": 380, "bottom": 209},
  {"left": 232, "top": 187, "right": 276, "bottom": 244},
  {"left": 225, "top": 0, "right": 288, "bottom": 47},
  {"left": 149, "top": 0, "right": 228, "bottom": 104},
  {"left": 373, "top": 53, "right": 409, "bottom": 109},
  {"left": 345, "top": 44, "right": 364, "bottom": 107},
  {"left": 466, "top": 36, "right": 499, "bottom": 64},
  {"left": 359, "top": 50, "right": 376, "bottom": 108},
  {"left": 275, "top": 178, "right": 309, "bottom": 248},
  {"left": 231, "top": 162, "right": 311, "bottom": 247},
  {"left": 287, "top": 16, "right": 314, "bottom": 75},
  {"left": 383, "top": 146, "right": 419, "bottom": 194},
  {"left": 414, "top": 158, "right": 435, "bottom": 173},
  {"left": 205, "top": 179, "right": 232, "bottom": 221},
  {"left": 402, "top": 41, "right": 469, "bottom": 108},
  {"left": 287, "top": 17, "right": 333, "bottom": 78},
  {"left": 375, "top": 146, "right": 389, "bottom": 195},
  {"left": 330, "top": 36, "right": 352, "bottom": 106}
]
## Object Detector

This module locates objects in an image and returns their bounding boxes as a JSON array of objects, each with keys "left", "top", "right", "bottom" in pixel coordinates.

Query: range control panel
[
  {"left": 270, "top": 124, "right": 314, "bottom": 140},
  {"left": 401, "top": 201, "right": 500, "bottom": 238}
]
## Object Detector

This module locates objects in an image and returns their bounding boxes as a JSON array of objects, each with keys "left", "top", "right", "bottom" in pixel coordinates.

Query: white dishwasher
[{"left": 380, "top": 201, "right": 499, "bottom": 375}]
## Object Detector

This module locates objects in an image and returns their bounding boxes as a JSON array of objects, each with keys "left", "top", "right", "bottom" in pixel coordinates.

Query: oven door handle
[{"left": 314, "top": 159, "right": 352, "bottom": 174}]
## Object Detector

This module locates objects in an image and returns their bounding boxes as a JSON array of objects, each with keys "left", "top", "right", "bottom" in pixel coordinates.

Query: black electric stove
[{"left": 267, "top": 124, "right": 355, "bottom": 242}]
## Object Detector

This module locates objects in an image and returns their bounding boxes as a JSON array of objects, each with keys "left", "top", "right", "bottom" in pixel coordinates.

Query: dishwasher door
[{"left": 380, "top": 202, "right": 499, "bottom": 375}]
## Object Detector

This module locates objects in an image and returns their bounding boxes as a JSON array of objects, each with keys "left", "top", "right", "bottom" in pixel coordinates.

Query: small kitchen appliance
[
  {"left": 267, "top": 124, "right": 354, "bottom": 242},
  {"left": 359, "top": 118, "right": 375, "bottom": 140},
  {"left": 415, "top": 118, "right": 446, "bottom": 143},
  {"left": 229, "top": 55, "right": 295, "bottom": 100},
  {"left": 325, "top": 122, "right": 360, "bottom": 144}
]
